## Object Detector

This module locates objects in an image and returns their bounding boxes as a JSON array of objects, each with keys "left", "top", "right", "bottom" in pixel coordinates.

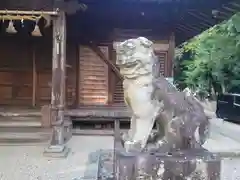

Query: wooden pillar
[
  {"left": 32, "top": 45, "right": 37, "bottom": 107},
  {"left": 167, "top": 33, "right": 175, "bottom": 77},
  {"left": 44, "top": 11, "right": 69, "bottom": 157},
  {"left": 107, "top": 43, "right": 116, "bottom": 104},
  {"left": 75, "top": 44, "right": 80, "bottom": 106}
]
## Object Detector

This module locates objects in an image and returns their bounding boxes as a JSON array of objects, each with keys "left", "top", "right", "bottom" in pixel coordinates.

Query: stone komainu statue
[{"left": 115, "top": 37, "right": 210, "bottom": 152}]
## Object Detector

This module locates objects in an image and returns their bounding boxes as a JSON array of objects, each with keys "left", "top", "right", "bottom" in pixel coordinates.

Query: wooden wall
[
  {"left": 0, "top": 38, "right": 77, "bottom": 107},
  {"left": 78, "top": 46, "right": 108, "bottom": 105},
  {"left": 0, "top": 40, "right": 33, "bottom": 106},
  {"left": 0, "top": 31, "right": 174, "bottom": 108},
  {"left": 35, "top": 40, "right": 52, "bottom": 106},
  {"left": 0, "top": 38, "right": 110, "bottom": 107}
]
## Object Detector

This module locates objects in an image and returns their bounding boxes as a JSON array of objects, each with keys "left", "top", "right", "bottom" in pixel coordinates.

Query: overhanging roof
[
  {"left": 68, "top": 0, "right": 240, "bottom": 45},
  {"left": 174, "top": 0, "right": 240, "bottom": 44},
  {"left": 0, "top": 0, "right": 239, "bottom": 44}
]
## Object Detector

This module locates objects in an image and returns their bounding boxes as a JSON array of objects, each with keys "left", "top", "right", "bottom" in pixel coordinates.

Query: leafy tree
[{"left": 174, "top": 12, "right": 240, "bottom": 99}]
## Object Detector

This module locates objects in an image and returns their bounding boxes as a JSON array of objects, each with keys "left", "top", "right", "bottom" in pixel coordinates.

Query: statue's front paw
[
  {"left": 147, "top": 131, "right": 161, "bottom": 144},
  {"left": 120, "top": 132, "right": 130, "bottom": 147},
  {"left": 124, "top": 140, "right": 142, "bottom": 152},
  {"left": 145, "top": 143, "right": 159, "bottom": 153}
]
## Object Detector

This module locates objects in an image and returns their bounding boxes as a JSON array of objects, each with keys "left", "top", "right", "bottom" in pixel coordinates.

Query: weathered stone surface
[
  {"left": 115, "top": 37, "right": 210, "bottom": 151},
  {"left": 115, "top": 149, "right": 221, "bottom": 180},
  {"left": 114, "top": 37, "right": 220, "bottom": 179}
]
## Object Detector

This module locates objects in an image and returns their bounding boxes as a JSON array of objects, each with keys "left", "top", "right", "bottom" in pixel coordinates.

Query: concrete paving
[
  {"left": 203, "top": 121, "right": 240, "bottom": 155},
  {"left": 221, "top": 158, "right": 240, "bottom": 180},
  {"left": 209, "top": 118, "right": 240, "bottom": 143}
]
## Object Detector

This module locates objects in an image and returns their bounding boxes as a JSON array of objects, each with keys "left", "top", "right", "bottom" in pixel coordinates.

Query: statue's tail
[
  {"left": 183, "top": 87, "right": 217, "bottom": 119},
  {"left": 197, "top": 100, "right": 217, "bottom": 119}
]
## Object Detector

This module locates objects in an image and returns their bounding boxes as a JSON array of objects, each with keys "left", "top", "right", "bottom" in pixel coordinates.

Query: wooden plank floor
[
  {"left": 0, "top": 104, "right": 130, "bottom": 118},
  {"left": 67, "top": 104, "right": 131, "bottom": 119},
  {"left": 0, "top": 105, "right": 131, "bottom": 139}
]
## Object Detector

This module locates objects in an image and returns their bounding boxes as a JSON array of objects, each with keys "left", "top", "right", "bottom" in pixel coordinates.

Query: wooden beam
[
  {"left": 187, "top": 12, "right": 214, "bottom": 26},
  {"left": 44, "top": 11, "right": 69, "bottom": 157},
  {"left": 89, "top": 42, "right": 123, "bottom": 81},
  {"left": 167, "top": 33, "right": 175, "bottom": 77},
  {"left": 59, "top": 12, "right": 67, "bottom": 111},
  {"left": 107, "top": 43, "right": 116, "bottom": 104},
  {"left": 0, "top": 10, "right": 58, "bottom": 15},
  {"left": 32, "top": 45, "right": 37, "bottom": 107},
  {"left": 75, "top": 44, "right": 80, "bottom": 106},
  {"left": 230, "top": 2, "right": 240, "bottom": 8}
]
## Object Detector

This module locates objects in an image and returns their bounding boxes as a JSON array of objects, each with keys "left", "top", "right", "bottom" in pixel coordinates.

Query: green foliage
[{"left": 174, "top": 12, "right": 240, "bottom": 98}]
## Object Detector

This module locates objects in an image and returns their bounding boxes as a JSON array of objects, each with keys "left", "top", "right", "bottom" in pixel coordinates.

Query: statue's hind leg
[
  {"left": 128, "top": 115, "right": 137, "bottom": 140},
  {"left": 121, "top": 115, "right": 137, "bottom": 147}
]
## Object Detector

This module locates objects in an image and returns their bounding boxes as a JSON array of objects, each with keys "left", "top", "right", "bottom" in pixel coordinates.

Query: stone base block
[
  {"left": 115, "top": 148, "right": 221, "bottom": 180},
  {"left": 64, "top": 116, "right": 72, "bottom": 143},
  {"left": 43, "top": 145, "right": 70, "bottom": 158}
]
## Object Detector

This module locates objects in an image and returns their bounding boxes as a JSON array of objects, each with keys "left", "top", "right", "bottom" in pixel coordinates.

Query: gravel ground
[
  {"left": 1, "top": 130, "right": 240, "bottom": 180},
  {"left": 0, "top": 136, "right": 113, "bottom": 180}
]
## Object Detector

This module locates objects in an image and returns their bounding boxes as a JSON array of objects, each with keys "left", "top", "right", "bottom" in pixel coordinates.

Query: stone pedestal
[
  {"left": 63, "top": 116, "right": 72, "bottom": 142},
  {"left": 115, "top": 148, "right": 221, "bottom": 180},
  {"left": 43, "top": 115, "right": 72, "bottom": 158},
  {"left": 43, "top": 144, "right": 70, "bottom": 158}
]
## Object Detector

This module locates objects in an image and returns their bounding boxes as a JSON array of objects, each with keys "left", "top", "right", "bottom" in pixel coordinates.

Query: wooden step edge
[
  {"left": 0, "top": 121, "right": 42, "bottom": 127},
  {"left": 0, "top": 127, "right": 51, "bottom": 133},
  {"left": 0, "top": 138, "right": 50, "bottom": 145},
  {"left": 0, "top": 141, "right": 49, "bottom": 146},
  {"left": 0, "top": 132, "right": 51, "bottom": 139},
  {"left": 72, "top": 129, "right": 128, "bottom": 136},
  {"left": 0, "top": 114, "right": 41, "bottom": 117},
  {"left": 0, "top": 117, "right": 41, "bottom": 122}
]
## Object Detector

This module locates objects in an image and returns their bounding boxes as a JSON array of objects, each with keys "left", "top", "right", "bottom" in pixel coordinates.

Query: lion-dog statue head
[{"left": 115, "top": 37, "right": 157, "bottom": 79}]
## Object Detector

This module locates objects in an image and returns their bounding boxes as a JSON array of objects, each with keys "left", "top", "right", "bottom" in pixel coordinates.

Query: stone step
[
  {"left": 0, "top": 121, "right": 41, "bottom": 127},
  {"left": 0, "top": 121, "right": 42, "bottom": 127},
  {"left": 0, "top": 127, "right": 51, "bottom": 145},
  {"left": 0, "top": 131, "right": 50, "bottom": 139},
  {"left": 0, "top": 139, "right": 49, "bottom": 146},
  {"left": 0, "top": 116, "right": 41, "bottom": 121},
  {"left": 0, "top": 127, "right": 50, "bottom": 133},
  {"left": 0, "top": 111, "right": 41, "bottom": 117},
  {"left": 0, "top": 116, "right": 42, "bottom": 128}
]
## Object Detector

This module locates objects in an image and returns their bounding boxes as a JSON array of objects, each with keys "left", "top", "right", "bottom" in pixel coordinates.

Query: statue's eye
[
  {"left": 118, "top": 49, "right": 125, "bottom": 55},
  {"left": 122, "top": 40, "right": 135, "bottom": 50},
  {"left": 126, "top": 42, "right": 135, "bottom": 49},
  {"left": 117, "top": 46, "right": 124, "bottom": 54}
]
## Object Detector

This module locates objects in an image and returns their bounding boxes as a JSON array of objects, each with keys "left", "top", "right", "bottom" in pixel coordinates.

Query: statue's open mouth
[
  {"left": 125, "top": 62, "right": 138, "bottom": 68},
  {"left": 118, "top": 61, "right": 138, "bottom": 69}
]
